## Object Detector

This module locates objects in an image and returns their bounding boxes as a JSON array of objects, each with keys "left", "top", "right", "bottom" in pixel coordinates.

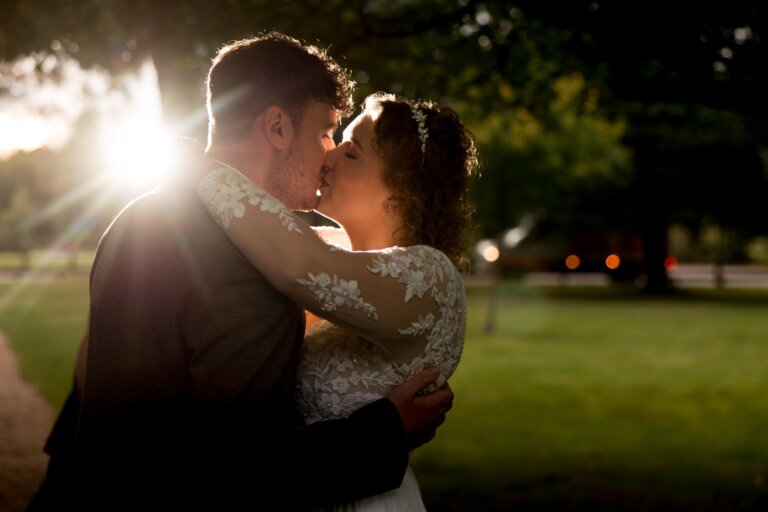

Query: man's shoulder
[
  {"left": 100, "top": 182, "right": 212, "bottom": 247},
  {"left": 93, "top": 179, "right": 269, "bottom": 289},
  {"left": 92, "top": 186, "right": 201, "bottom": 279}
]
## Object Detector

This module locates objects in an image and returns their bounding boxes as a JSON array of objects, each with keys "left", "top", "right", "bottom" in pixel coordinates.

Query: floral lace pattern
[
  {"left": 374, "top": 246, "right": 465, "bottom": 390},
  {"left": 296, "top": 273, "right": 379, "bottom": 319},
  {"left": 297, "top": 245, "right": 465, "bottom": 423},
  {"left": 297, "top": 322, "right": 403, "bottom": 424},
  {"left": 368, "top": 248, "right": 443, "bottom": 302},
  {"left": 399, "top": 313, "right": 435, "bottom": 336},
  {"left": 198, "top": 167, "right": 302, "bottom": 232}
]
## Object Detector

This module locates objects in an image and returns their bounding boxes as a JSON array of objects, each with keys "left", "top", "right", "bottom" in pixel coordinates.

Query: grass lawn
[
  {"left": 0, "top": 250, "right": 95, "bottom": 273},
  {"left": 1, "top": 276, "right": 767, "bottom": 510},
  {"left": 0, "top": 275, "right": 89, "bottom": 409},
  {"left": 414, "top": 283, "right": 768, "bottom": 511}
]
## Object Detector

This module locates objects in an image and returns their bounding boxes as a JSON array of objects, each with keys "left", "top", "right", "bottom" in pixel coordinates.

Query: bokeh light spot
[
  {"left": 665, "top": 256, "right": 678, "bottom": 271},
  {"left": 482, "top": 245, "right": 500, "bottom": 263},
  {"left": 565, "top": 254, "right": 581, "bottom": 270}
]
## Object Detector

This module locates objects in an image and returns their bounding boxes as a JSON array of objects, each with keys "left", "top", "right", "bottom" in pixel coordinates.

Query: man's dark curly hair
[
  {"left": 365, "top": 93, "right": 478, "bottom": 271},
  {"left": 206, "top": 32, "right": 355, "bottom": 145}
]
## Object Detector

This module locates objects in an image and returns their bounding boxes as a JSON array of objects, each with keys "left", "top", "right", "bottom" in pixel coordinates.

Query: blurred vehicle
[{"left": 473, "top": 215, "right": 654, "bottom": 282}]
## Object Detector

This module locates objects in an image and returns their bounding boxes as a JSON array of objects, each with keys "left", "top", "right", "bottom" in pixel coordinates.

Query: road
[{"left": 518, "top": 264, "right": 768, "bottom": 289}]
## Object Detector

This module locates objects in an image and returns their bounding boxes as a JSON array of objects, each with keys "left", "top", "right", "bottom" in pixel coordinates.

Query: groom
[{"left": 31, "top": 33, "right": 453, "bottom": 510}]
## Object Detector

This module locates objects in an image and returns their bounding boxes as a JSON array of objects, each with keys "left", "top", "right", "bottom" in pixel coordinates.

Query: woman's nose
[{"left": 325, "top": 142, "right": 348, "bottom": 169}]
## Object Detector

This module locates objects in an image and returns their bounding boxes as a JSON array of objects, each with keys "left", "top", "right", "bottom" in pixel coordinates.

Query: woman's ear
[
  {"left": 384, "top": 197, "right": 399, "bottom": 212},
  {"left": 260, "top": 106, "right": 295, "bottom": 150}
]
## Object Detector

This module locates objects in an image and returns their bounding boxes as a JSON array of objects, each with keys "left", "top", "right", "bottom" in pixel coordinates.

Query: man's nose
[{"left": 324, "top": 143, "right": 344, "bottom": 169}]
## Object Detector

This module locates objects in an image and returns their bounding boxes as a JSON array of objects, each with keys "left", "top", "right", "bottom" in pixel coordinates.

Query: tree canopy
[{"left": 2, "top": 1, "right": 767, "bottom": 289}]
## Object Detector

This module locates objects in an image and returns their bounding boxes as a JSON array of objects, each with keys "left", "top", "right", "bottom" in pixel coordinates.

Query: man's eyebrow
[
  {"left": 325, "top": 122, "right": 339, "bottom": 132},
  {"left": 351, "top": 137, "right": 364, "bottom": 152}
]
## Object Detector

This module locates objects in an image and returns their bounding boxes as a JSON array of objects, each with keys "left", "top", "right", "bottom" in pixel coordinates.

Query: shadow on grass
[{"left": 424, "top": 471, "right": 768, "bottom": 512}]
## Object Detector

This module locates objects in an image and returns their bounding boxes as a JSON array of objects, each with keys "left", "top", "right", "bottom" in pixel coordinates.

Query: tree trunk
[
  {"left": 152, "top": 51, "right": 208, "bottom": 141},
  {"left": 641, "top": 217, "right": 671, "bottom": 294},
  {"left": 19, "top": 249, "right": 31, "bottom": 272},
  {"left": 635, "top": 162, "right": 671, "bottom": 294},
  {"left": 67, "top": 242, "right": 79, "bottom": 272}
]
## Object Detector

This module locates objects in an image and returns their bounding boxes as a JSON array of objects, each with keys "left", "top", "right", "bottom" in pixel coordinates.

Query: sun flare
[
  {"left": 102, "top": 120, "right": 176, "bottom": 189},
  {"left": 100, "top": 60, "right": 176, "bottom": 191}
]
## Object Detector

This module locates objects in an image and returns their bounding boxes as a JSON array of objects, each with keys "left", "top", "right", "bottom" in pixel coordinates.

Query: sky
[{"left": 0, "top": 50, "right": 164, "bottom": 162}]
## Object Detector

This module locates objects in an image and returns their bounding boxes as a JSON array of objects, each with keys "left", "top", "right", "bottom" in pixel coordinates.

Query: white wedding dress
[
  {"left": 198, "top": 166, "right": 466, "bottom": 511},
  {"left": 298, "top": 322, "right": 429, "bottom": 512}
]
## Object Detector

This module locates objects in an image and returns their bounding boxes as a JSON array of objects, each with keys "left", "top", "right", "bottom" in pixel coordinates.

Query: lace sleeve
[{"left": 198, "top": 165, "right": 465, "bottom": 366}]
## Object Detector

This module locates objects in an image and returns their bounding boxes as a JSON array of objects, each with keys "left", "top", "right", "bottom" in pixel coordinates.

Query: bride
[{"left": 198, "top": 92, "right": 478, "bottom": 511}]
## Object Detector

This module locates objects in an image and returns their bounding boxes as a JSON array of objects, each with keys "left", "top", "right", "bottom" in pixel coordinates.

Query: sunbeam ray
[
  {"left": 20, "top": 172, "right": 112, "bottom": 231},
  {"left": 0, "top": 181, "right": 124, "bottom": 314}
]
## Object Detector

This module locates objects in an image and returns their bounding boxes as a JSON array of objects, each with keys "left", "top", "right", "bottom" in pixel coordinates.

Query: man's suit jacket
[{"left": 31, "top": 157, "right": 407, "bottom": 510}]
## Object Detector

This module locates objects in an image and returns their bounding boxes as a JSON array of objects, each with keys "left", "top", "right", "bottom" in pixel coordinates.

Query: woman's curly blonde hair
[{"left": 364, "top": 93, "right": 478, "bottom": 271}]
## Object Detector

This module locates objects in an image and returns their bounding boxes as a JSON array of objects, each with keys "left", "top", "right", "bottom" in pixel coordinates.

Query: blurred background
[{"left": 1, "top": 1, "right": 767, "bottom": 511}]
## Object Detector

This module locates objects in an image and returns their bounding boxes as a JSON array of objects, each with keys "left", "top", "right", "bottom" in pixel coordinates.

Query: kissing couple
[{"left": 31, "top": 31, "right": 477, "bottom": 511}]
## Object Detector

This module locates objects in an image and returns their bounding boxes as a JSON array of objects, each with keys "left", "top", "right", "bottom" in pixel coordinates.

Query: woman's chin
[
  {"left": 314, "top": 203, "right": 341, "bottom": 223},
  {"left": 314, "top": 199, "right": 327, "bottom": 215}
]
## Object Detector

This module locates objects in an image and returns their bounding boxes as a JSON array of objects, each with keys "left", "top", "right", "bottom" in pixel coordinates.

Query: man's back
[{"left": 46, "top": 175, "right": 307, "bottom": 507}]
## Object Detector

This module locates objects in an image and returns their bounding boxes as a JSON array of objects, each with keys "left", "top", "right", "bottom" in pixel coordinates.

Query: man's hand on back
[{"left": 386, "top": 367, "right": 454, "bottom": 449}]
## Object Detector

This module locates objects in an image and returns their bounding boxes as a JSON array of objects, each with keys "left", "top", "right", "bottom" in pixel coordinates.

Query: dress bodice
[
  {"left": 297, "top": 244, "right": 466, "bottom": 424},
  {"left": 297, "top": 321, "right": 401, "bottom": 424}
]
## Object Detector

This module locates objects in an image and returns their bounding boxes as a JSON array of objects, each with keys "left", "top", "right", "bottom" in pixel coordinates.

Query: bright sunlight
[
  {"left": 101, "top": 119, "right": 175, "bottom": 189},
  {"left": 99, "top": 59, "right": 176, "bottom": 191}
]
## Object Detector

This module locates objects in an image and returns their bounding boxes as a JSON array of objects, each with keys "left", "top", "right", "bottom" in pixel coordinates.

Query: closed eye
[{"left": 344, "top": 152, "right": 357, "bottom": 160}]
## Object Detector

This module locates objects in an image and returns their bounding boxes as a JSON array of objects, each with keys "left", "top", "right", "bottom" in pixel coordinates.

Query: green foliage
[
  {"left": 0, "top": 117, "right": 128, "bottom": 252},
  {"left": 0, "top": 149, "right": 64, "bottom": 250},
  {"left": 0, "top": 188, "right": 34, "bottom": 251},
  {"left": 468, "top": 73, "right": 631, "bottom": 236},
  {"left": 625, "top": 101, "right": 768, "bottom": 235}
]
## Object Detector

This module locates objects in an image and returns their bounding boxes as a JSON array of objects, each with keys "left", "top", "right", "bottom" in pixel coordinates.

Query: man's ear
[{"left": 261, "top": 106, "right": 295, "bottom": 150}]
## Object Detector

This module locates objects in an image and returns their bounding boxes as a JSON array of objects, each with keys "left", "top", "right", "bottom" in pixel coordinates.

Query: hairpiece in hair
[{"left": 410, "top": 103, "right": 429, "bottom": 166}]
